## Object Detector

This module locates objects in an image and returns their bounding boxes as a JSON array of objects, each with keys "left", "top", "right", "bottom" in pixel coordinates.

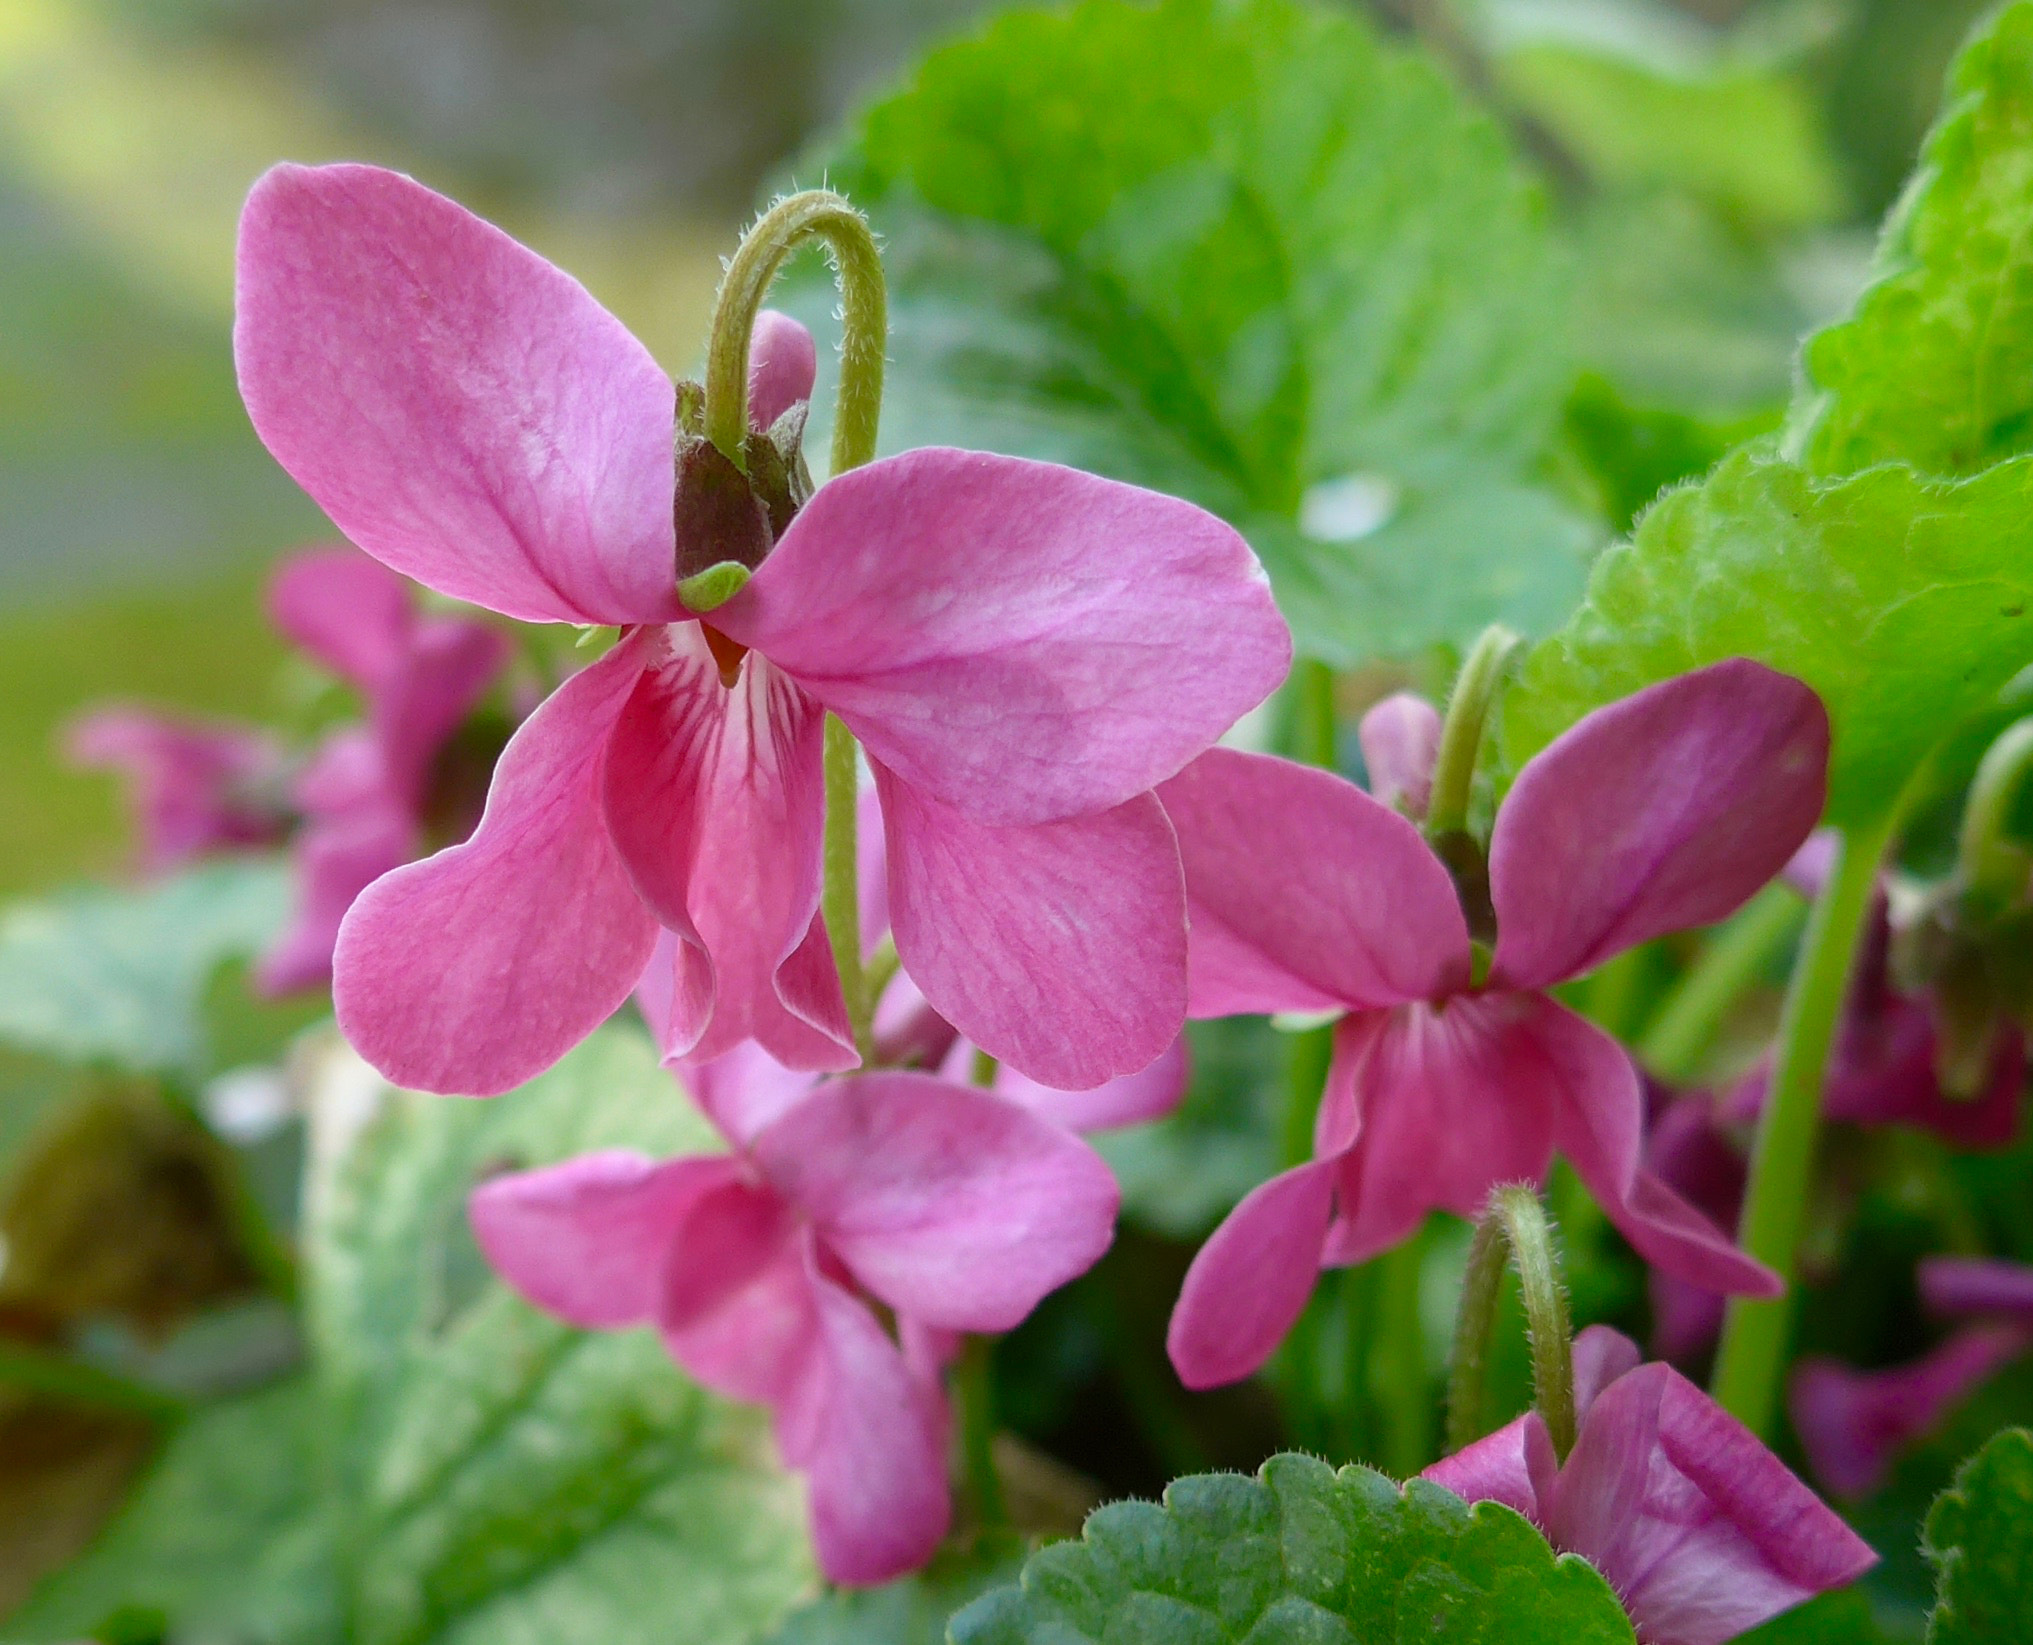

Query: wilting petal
[
  {"left": 992, "top": 1035, "right": 1190, "bottom": 1133},
  {"left": 1791, "top": 1328, "right": 2033, "bottom": 1499},
  {"left": 470, "top": 1150, "right": 734, "bottom": 1328},
  {"left": 267, "top": 548, "right": 414, "bottom": 691},
  {"left": 1422, "top": 1412, "right": 1556, "bottom": 1525},
  {"left": 333, "top": 639, "right": 657, "bottom": 1095},
  {"left": 257, "top": 802, "right": 414, "bottom": 995},
  {"left": 68, "top": 710, "right": 286, "bottom": 873},
  {"left": 747, "top": 310, "right": 817, "bottom": 430},
  {"left": 1319, "top": 999, "right": 1558, "bottom": 1266},
  {"left": 752, "top": 1072, "right": 1119, "bottom": 1333},
  {"left": 1535, "top": 1000, "right": 1778, "bottom": 1299},
  {"left": 604, "top": 627, "right": 852, "bottom": 1071},
  {"left": 682, "top": 1042, "right": 823, "bottom": 1150},
  {"left": 714, "top": 448, "right": 1290, "bottom": 825},
  {"left": 1158, "top": 750, "right": 1470, "bottom": 1017},
  {"left": 236, "top": 163, "right": 680, "bottom": 626},
  {"left": 878, "top": 770, "right": 1185, "bottom": 1090},
  {"left": 1491, "top": 660, "right": 1828, "bottom": 990},
  {"left": 1167, "top": 1159, "right": 1336, "bottom": 1390},
  {"left": 1922, "top": 1256, "right": 2033, "bottom": 1321},
  {"left": 1358, "top": 692, "right": 1442, "bottom": 818},
  {"left": 777, "top": 1260, "right": 951, "bottom": 1586},
  {"left": 1553, "top": 1360, "right": 1877, "bottom": 1645}
]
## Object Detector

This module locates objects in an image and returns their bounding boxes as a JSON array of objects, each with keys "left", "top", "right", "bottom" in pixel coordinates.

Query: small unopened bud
[{"left": 1360, "top": 691, "right": 1442, "bottom": 819}]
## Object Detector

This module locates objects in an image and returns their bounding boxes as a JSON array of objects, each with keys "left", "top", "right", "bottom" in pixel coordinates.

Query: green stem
[
  {"left": 1288, "top": 659, "right": 1338, "bottom": 768},
  {"left": 1446, "top": 1185, "right": 1574, "bottom": 1460},
  {"left": 1279, "top": 1025, "right": 1336, "bottom": 1169},
  {"left": 1710, "top": 815, "right": 1896, "bottom": 1432},
  {"left": 1367, "top": 1232, "right": 1432, "bottom": 1477},
  {"left": 1959, "top": 717, "right": 2033, "bottom": 908},
  {"left": 1425, "top": 626, "right": 1522, "bottom": 840},
  {"left": 703, "top": 189, "right": 886, "bottom": 478},
  {"left": 0, "top": 1343, "right": 186, "bottom": 1422},
  {"left": 956, "top": 1335, "right": 1007, "bottom": 1528},
  {"left": 1639, "top": 883, "right": 1807, "bottom": 1085},
  {"left": 822, "top": 715, "right": 872, "bottom": 1062}
]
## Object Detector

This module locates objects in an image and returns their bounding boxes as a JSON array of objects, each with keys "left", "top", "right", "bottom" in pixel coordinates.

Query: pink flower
[
  {"left": 234, "top": 163, "right": 1289, "bottom": 1097},
  {"left": 1425, "top": 1325, "right": 1877, "bottom": 1645},
  {"left": 68, "top": 710, "right": 287, "bottom": 873},
  {"left": 1788, "top": 1256, "right": 2033, "bottom": 1498},
  {"left": 1161, "top": 660, "right": 1826, "bottom": 1389},
  {"left": 255, "top": 549, "right": 509, "bottom": 994},
  {"left": 469, "top": 1048, "right": 1120, "bottom": 1584}
]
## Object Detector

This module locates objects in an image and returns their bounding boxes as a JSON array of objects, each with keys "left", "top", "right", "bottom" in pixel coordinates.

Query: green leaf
[
  {"left": 7, "top": 1377, "right": 342, "bottom": 1644},
  {"left": 1801, "top": 2, "right": 2033, "bottom": 476},
  {"left": 1502, "top": 445, "right": 2033, "bottom": 828},
  {"left": 948, "top": 1452, "right": 1635, "bottom": 1643},
  {"left": 304, "top": 1021, "right": 815, "bottom": 1645},
  {"left": 759, "top": 1534, "right": 1027, "bottom": 1645},
  {"left": 789, "top": 0, "right": 1590, "bottom": 665},
  {"left": 0, "top": 860, "right": 289, "bottom": 1080},
  {"left": 1923, "top": 1426, "right": 2033, "bottom": 1643}
]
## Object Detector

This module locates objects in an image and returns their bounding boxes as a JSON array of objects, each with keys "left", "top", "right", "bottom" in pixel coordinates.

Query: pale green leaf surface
[
  {"left": 948, "top": 1453, "right": 1635, "bottom": 1644},
  {"left": 786, "top": 0, "right": 1589, "bottom": 665},
  {"left": 758, "top": 1534, "right": 1026, "bottom": 1645},
  {"left": 1502, "top": 446, "right": 2033, "bottom": 827},
  {"left": 1923, "top": 1427, "right": 2033, "bottom": 1643}
]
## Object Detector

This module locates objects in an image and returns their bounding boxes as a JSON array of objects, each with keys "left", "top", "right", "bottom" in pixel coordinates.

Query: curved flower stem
[
  {"left": 1638, "top": 882, "right": 1807, "bottom": 1085},
  {"left": 1446, "top": 1184, "right": 1575, "bottom": 1461},
  {"left": 821, "top": 716, "right": 873, "bottom": 1063},
  {"left": 1425, "top": 625, "right": 1522, "bottom": 841},
  {"left": 703, "top": 189, "right": 887, "bottom": 477},
  {"left": 1959, "top": 716, "right": 2033, "bottom": 909},
  {"left": 1710, "top": 813, "right": 1897, "bottom": 1433}
]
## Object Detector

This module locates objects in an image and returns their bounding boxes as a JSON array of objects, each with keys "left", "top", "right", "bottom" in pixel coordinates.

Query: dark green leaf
[
  {"left": 948, "top": 1452, "right": 1635, "bottom": 1643},
  {"left": 1923, "top": 1426, "right": 2033, "bottom": 1643},
  {"left": 788, "top": 0, "right": 1589, "bottom": 664},
  {"left": 1737, "top": 1587, "right": 1895, "bottom": 1643}
]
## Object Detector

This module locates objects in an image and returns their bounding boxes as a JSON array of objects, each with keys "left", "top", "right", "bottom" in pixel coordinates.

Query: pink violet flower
[
  {"left": 1425, "top": 1325, "right": 1878, "bottom": 1645},
  {"left": 1160, "top": 659, "right": 1826, "bottom": 1390},
  {"left": 234, "top": 162, "right": 1290, "bottom": 1098},
  {"left": 68, "top": 710, "right": 288, "bottom": 874},
  {"left": 468, "top": 1047, "right": 1120, "bottom": 1584}
]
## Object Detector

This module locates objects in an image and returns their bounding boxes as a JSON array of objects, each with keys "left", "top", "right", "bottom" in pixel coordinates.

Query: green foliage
[
  {"left": 1736, "top": 1588, "right": 1895, "bottom": 1643},
  {"left": 1505, "top": 445, "right": 2033, "bottom": 827},
  {"left": 758, "top": 1535, "right": 1026, "bottom": 1644},
  {"left": 790, "top": 0, "right": 1589, "bottom": 665},
  {"left": 1802, "top": 2, "right": 2033, "bottom": 476},
  {"left": 0, "top": 860, "right": 290, "bottom": 1081},
  {"left": 1923, "top": 1427, "right": 2033, "bottom": 1643},
  {"left": 948, "top": 1452, "right": 1635, "bottom": 1643}
]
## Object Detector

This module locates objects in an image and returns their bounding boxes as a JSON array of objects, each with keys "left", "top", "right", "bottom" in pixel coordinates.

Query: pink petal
[
  {"left": 1319, "top": 999, "right": 1559, "bottom": 1267},
  {"left": 1157, "top": 750, "right": 1469, "bottom": 1018},
  {"left": 1422, "top": 1412, "right": 1554, "bottom": 1525},
  {"left": 1490, "top": 660, "right": 1829, "bottom": 990},
  {"left": 256, "top": 799, "right": 413, "bottom": 995},
  {"left": 752, "top": 1072, "right": 1119, "bottom": 1332},
  {"left": 1358, "top": 692, "right": 1442, "bottom": 818},
  {"left": 992, "top": 1034, "right": 1190, "bottom": 1132},
  {"left": 604, "top": 627, "right": 853, "bottom": 1071},
  {"left": 777, "top": 1259, "right": 951, "bottom": 1586},
  {"left": 1553, "top": 1362, "right": 1878, "bottom": 1645},
  {"left": 877, "top": 769, "right": 1186, "bottom": 1090},
  {"left": 712, "top": 448, "right": 1291, "bottom": 825},
  {"left": 470, "top": 1150, "right": 734, "bottom": 1328},
  {"left": 1166, "top": 1158, "right": 1337, "bottom": 1390},
  {"left": 1536, "top": 999, "right": 1780, "bottom": 1299},
  {"left": 1573, "top": 1323, "right": 1646, "bottom": 1416},
  {"left": 747, "top": 310, "right": 816, "bottom": 430},
  {"left": 1783, "top": 828, "right": 1841, "bottom": 899},
  {"left": 1790, "top": 1327, "right": 2033, "bottom": 1499},
  {"left": 267, "top": 547, "right": 413, "bottom": 691},
  {"left": 371, "top": 616, "right": 512, "bottom": 799},
  {"left": 681, "top": 1042, "right": 823, "bottom": 1150},
  {"left": 236, "top": 163, "right": 680, "bottom": 626},
  {"left": 1827, "top": 995, "right": 2023, "bottom": 1148},
  {"left": 1922, "top": 1256, "right": 2033, "bottom": 1322},
  {"left": 332, "top": 639, "right": 657, "bottom": 1095},
  {"left": 67, "top": 709, "right": 286, "bottom": 873}
]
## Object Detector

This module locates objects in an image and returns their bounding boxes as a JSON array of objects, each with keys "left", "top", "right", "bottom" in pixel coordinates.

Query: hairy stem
[
  {"left": 1446, "top": 1185, "right": 1575, "bottom": 1460},
  {"left": 1425, "top": 626, "right": 1521, "bottom": 841}
]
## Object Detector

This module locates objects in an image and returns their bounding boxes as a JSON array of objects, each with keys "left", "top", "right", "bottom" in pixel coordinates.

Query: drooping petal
[
  {"left": 1358, "top": 692, "right": 1442, "bottom": 819},
  {"left": 1490, "top": 660, "right": 1828, "bottom": 990},
  {"left": 657, "top": 1179, "right": 818, "bottom": 1409},
  {"left": 1921, "top": 1256, "right": 2033, "bottom": 1321},
  {"left": 991, "top": 1034, "right": 1190, "bottom": 1133},
  {"left": 1422, "top": 1412, "right": 1556, "bottom": 1525},
  {"left": 1790, "top": 1328, "right": 2032, "bottom": 1499},
  {"left": 236, "top": 163, "right": 680, "bottom": 626},
  {"left": 747, "top": 310, "right": 817, "bottom": 430},
  {"left": 877, "top": 769, "right": 1185, "bottom": 1089},
  {"left": 712, "top": 448, "right": 1291, "bottom": 825},
  {"left": 682, "top": 1041, "right": 824, "bottom": 1151},
  {"left": 333, "top": 638, "right": 657, "bottom": 1095},
  {"left": 603, "top": 627, "right": 852, "bottom": 1072},
  {"left": 267, "top": 547, "right": 414, "bottom": 692},
  {"left": 1166, "top": 1159, "right": 1337, "bottom": 1390},
  {"left": 752, "top": 1072, "right": 1119, "bottom": 1333},
  {"left": 470, "top": 1150, "right": 734, "bottom": 1328},
  {"left": 1318, "top": 999, "right": 1559, "bottom": 1267},
  {"left": 1536, "top": 999, "right": 1779, "bottom": 1299},
  {"left": 1552, "top": 1362, "right": 1878, "bottom": 1645},
  {"left": 1157, "top": 749, "right": 1470, "bottom": 1018}
]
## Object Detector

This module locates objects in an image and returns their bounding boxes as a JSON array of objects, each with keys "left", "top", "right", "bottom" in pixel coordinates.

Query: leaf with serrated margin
[{"left": 1924, "top": 1426, "right": 2033, "bottom": 1643}]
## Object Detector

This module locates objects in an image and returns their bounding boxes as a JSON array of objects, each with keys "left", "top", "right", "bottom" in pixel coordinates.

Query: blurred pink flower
[
  {"left": 1162, "top": 660, "right": 1827, "bottom": 1389},
  {"left": 68, "top": 710, "right": 287, "bottom": 873},
  {"left": 470, "top": 1050, "right": 1120, "bottom": 1584},
  {"left": 1426, "top": 1325, "right": 1877, "bottom": 1645},
  {"left": 235, "top": 162, "right": 1289, "bottom": 1098}
]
